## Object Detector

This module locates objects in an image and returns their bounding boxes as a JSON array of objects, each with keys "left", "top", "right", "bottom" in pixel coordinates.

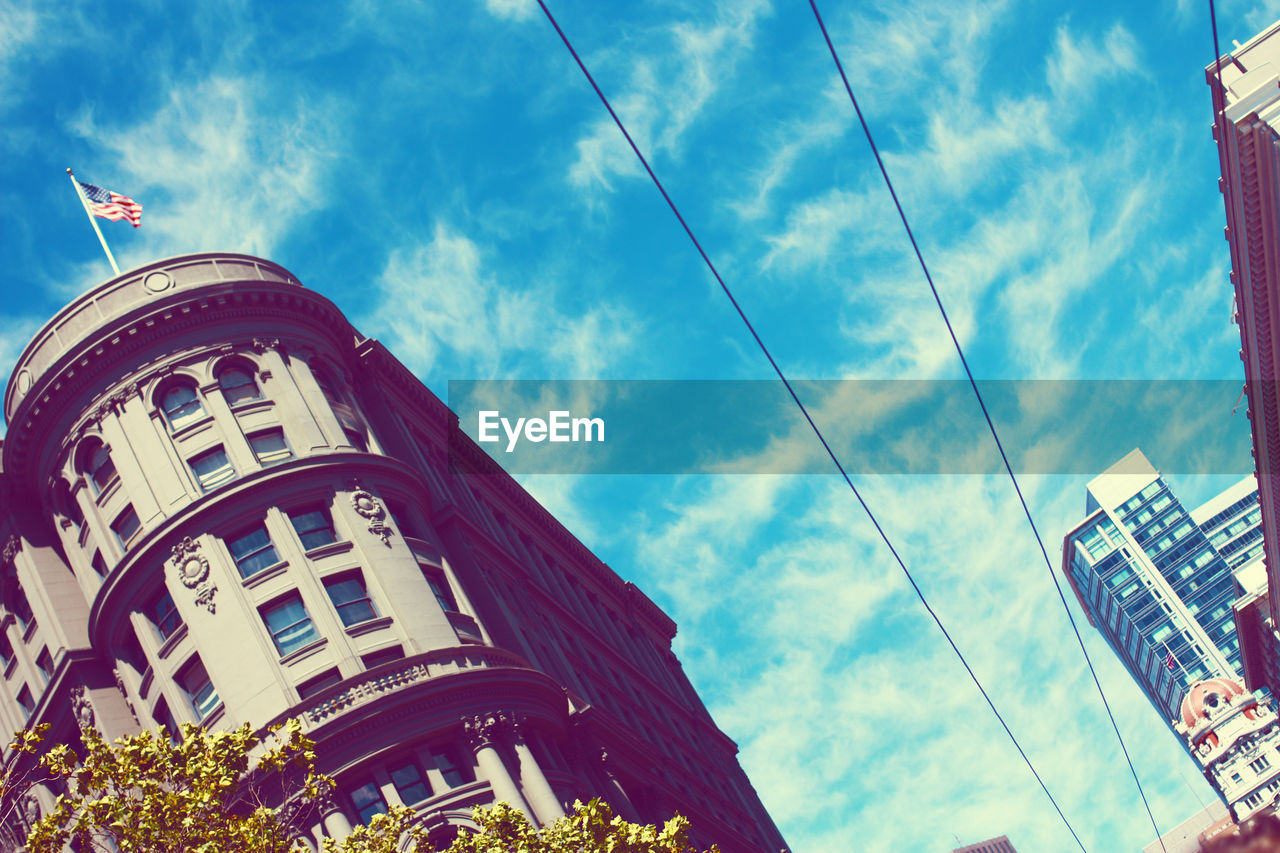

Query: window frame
[
  {"left": 177, "top": 656, "right": 219, "bottom": 721},
  {"left": 248, "top": 429, "right": 292, "bottom": 467},
  {"left": 349, "top": 778, "right": 388, "bottom": 825},
  {"left": 159, "top": 384, "right": 205, "bottom": 430},
  {"left": 217, "top": 367, "right": 262, "bottom": 408},
  {"left": 226, "top": 524, "right": 280, "bottom": 579},
  {"left": 290, "top": 506, "right": 338, "bottom": 551},
  {"left": 147, "top": 588, "right": 183, "bottom": 641},
  {"left": 188, "top": 446, "right": 235, "bottom": 492},
  {"left": 261, "top": 594, "right": 320, "bottom": 656},
  {"left": 111, "top": 505, "right": 142, "bottom": 549},
  {"left": 324, "top": 573, "right": 378, "bottom": 628}
]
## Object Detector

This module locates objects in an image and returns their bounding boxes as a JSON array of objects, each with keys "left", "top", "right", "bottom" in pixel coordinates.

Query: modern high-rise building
[
  {"left": 0, "top": 253, "right": 788, "bottom": 852},
  {"left": 1208, "top": 17, "right": 1280, "bottom": 700},
  {"left": 1061, "top": 449, "right": 1260, "bottom": 725}
]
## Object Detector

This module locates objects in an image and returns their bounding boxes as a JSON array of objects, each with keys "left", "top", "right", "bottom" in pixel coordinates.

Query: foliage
[
  {"left": 14, "top": 719, "right": 420, "bottom": 853},
  {"left": 448, "top": 798, "right": 720, "bottom": 853},
  {"left": 10, "top": 722, "right": 715, "bottom": 853}
]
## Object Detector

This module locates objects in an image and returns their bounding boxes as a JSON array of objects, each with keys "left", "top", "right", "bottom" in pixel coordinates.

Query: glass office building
[{"left": 1062, "top": 450, "right": 1261, "bottom": 723}]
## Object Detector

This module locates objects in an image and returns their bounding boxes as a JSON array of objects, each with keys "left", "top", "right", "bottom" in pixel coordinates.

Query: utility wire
[
  {"left": 532, "top": 2, "right": 1088, "bottom": 850},
  {"left": 804, "top": 2, "right": 1166, "bottom": 850}
]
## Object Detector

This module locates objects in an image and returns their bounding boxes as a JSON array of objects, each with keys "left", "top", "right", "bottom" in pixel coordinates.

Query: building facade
[
  {"left": 1176, "top": 677, "right": 1280, "bottom": 823},
  {"left": 1208, "top": 18, "right": 1280, "bottom": 699},
  {"left": 1061, "top": 450, "right": 1258, "bottom": 724},
  {"left": 951, "top": 835, "right": 1017, "bottom": 853},
  {"left": 0, "top": 253, "right": 788, "bottom": 852}
]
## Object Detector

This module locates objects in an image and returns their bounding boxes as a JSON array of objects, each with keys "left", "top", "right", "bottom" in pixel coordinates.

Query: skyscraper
[
  {"left": 1208, "top": 17, "right": 1280, "bottom": 701},
  {"left": 1061, "top": 449, "right": 1259, "bottom": 724},
  {"left": 0, "top": 253, "right": 787, "bottom": 852}
]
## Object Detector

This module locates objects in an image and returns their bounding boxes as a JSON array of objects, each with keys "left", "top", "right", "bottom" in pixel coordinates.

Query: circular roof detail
[{"left": 1180, "top": 677, "right": 1247, "bottom": 727}]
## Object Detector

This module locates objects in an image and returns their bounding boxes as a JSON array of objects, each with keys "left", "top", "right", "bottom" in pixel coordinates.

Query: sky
[{"left": 1, "top": 0, "right": 1278, "bottom": 850}]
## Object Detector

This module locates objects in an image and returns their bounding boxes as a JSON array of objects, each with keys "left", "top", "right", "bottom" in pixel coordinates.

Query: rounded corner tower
[{"left": 0, "top": 253, "right": 788, "bottom": 853}]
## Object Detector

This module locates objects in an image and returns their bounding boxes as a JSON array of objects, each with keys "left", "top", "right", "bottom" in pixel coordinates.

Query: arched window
[
  {"left": 78, "top": 440, "right": 118, "bottom": 495},
  {"left": 160, "top": 385, "right": 204, "bottom": 429},
  {"left": 218, "top": 367, "right": 261, "bottom": 407}
]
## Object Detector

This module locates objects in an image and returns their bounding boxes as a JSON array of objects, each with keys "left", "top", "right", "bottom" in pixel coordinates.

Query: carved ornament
[
  {"left": 252, "top": 337, "right": 282, "bottom": 354},
  {"left": 463, "top": 711, "right": 513, "bottom": 751},
  {"left": 113, "top": 668, "right": 138, "bottom": 725},
  {"left": 69, "top": 685, "right": 94, "bottom": 729},
  {"left": 349, "top": 481, "right": 392, "bottom": 546},
  {"left": 1, "top": 535, "right": 19, "bottom": 567},
  {"left": 170, "top": 537, "right": 217, "bottom": 613}
]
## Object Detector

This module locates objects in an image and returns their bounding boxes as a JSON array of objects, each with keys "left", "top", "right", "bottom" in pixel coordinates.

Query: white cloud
[
  {"left": 68, "top": 75, "right": 344, "bottom": 269},
  {"left": 363, "top": 220, "right": 639, "bottom": 380},
  {"left": 483, "top": 0, "right": 536, "bottom": 22},
  {"left": 567, "top": 0, "right": 771, "bottom": 194}
]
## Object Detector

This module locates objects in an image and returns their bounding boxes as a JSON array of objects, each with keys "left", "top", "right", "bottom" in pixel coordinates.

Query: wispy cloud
[
  {"left": 567, "top": 0, "right": 772, "bottom": 195},
  {"left": 362, "top": 220, "right": 639, "bottom": 380}
]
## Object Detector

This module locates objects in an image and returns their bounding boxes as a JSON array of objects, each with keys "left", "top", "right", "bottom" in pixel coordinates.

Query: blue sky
[{"left": 2, "top": 0, "right": 1278, "bottom": 850}]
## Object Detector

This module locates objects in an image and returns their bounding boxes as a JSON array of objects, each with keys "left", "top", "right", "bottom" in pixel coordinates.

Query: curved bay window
[
  {"left": 261, "top": 594, "right": 318, "bottom": 656},
  {"left": 218, "top": 367, "right": 261, "bottom": 407},
  {"left": 159, "top": 384, "right": 205, "bottom": 430}
]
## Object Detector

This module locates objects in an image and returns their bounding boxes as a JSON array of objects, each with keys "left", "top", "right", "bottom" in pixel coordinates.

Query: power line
[
  {"left": 803, "top": 2, "right": 1166, "bottom": 850},
  {"left": 531, "top": 2, "right": 1089, "bottom": 849}
]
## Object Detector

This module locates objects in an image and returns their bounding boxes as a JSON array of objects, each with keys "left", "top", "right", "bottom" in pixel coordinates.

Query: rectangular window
[
  {"left": 325, "top": 574, "right": 378, "bottom": 627},
  {"left": 1251, "top": 756, "right": 1271, "bottom": 773},
  {"left": 296, "top": 668, "right": 343, "bottom": 700},
  {"left": 147, "top": 588, "right": 183, "bottom": 641},
  {"left": 424, "top": 571, "right": 458, "bottom": 613},
  {"left": 350, "top": 780, "right": 388, "bottom": 824},
  {"left": 261, "top": 594, "right": 319, "bottom": 656},
  {"left": 177, "top": 657, "right": 219, "bottom": 720},
  {"left": 189, "top": 446, "right": 235, "bottom": 492},
  {"left": 227, "top": 525, "right": 279, "bottom": 579},
  {"left": 91, "top": 552, "right": 108, "bottom": 577},
  {"left": 248, "top": 429, "right": 292, "bottom": 466},
  {"left": 432, "top": 748, "right": 471, "bottom": 787},
  {"left": 290, "top": 507, "right": 338, "bottom": 550},
  {"left": 0, "top": 633, "right": 15, "bottom": 670},
  {"left": 36, "top": 648, "right": 53, "bottom": 684},
  {"left": 390, "top": 761, "right": 431, "bottom": 804},
  {"left": 361, "top": 646, "right": 404, "bottom": 670},
  {"left": 111, "top": 506, "right": 141, "bottom": 549},
  {"left": 11, "top": 589, "right": 32, "bottom": 632},
  {"left": 153, "top": 698, "right": 178, "bottom": 741},
  {"left": 16, "top": 685, "right": 33, "bottom": 718}
]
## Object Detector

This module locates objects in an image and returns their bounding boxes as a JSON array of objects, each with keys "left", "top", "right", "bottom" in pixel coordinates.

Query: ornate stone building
[
  {"left": 1177, "top": 677, "right": 1280, "bottom": 822},
  {"left": 0, "top": 253, "right": 788, "bottom": 851}
]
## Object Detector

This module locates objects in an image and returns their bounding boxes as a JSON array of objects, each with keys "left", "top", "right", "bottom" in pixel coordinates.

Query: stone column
[
  {"left": 464, "top": 711, "right": 537, "bottom": 824},
  {"left": 597, "top": 749, "right": 641, "bottom": 822},
  {"left": 511, "top": 715, "right": 565, "bottom": 824},
  {"left": 318, "top": 789, "right": 353, "bottom": 840}
]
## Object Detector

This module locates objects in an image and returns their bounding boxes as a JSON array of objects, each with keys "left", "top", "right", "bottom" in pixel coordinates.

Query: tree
[
  {"left": 9, "top": 721, "right": 718, "bottom": 853},
  {"left": 12, "top": 719, "right": 423, "bottom": 853},
  {"left": 449, "top": 799, "right": 720, "bottom": 853}
]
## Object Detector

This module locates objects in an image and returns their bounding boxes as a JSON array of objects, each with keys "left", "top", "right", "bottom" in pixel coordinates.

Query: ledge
[
  {"left": 305, "top": 540, "right": 353, "bottom": 560},
  {"left": 279, "top": 637, "right": 328, "bottom": 667},
  {"left": 344, "top": 616, "right": 394, "bottom": 638},
  {"left": 156, "top": 623, "right": 189, "bottom": 660},
  {"left": 242, "top": 560, "right": 290, "bottom": 589}
]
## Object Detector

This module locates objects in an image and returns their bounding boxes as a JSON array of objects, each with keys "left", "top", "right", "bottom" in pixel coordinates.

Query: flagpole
[{"left": 66, "top": 168, "right": 120, "bottom": 276}]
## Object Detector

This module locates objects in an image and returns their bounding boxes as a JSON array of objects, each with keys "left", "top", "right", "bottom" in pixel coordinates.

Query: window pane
[
  {"left": 148, "top": 589, "right": 182, "bottom": 640},
  {"left": 432, "top": 750, "right": 469, "bottom": 787},
  {"left": 89, "top": 446, "right": 117, "bottom": 491},
  {"left": 350, "top": 781, "right": 387, "bottom": 824},
  {"left": 249, "top": 430, "right": 292, "bottom": 466},
  {"left": 425, "top": 573, "right": 457, "bottom": 612},
  {"left": 263, "top": 596, "right": 318, "bottom": 655},
  {"left": 390, "top": 763, "right": 431, "bottom": 804},
  {"left": 290, "top": 508, "right": 337, "bottom": 550},
  {"left": 180, "top": 658, "right": 219, "bottom": 720},
  {"left": 162, "top": 386, "right": 204, "bottom": 429},
  {"left": 112, "top": 506, "right": 141, "bottom": 548},
  {"left": 219, "top": 368, "right": 261, "bottom": 406},
  {"left": 190, "top": 447, "right": 235, "bottom": 491},
  {"left": 325, "top": 576, "right": 377, "bottom": 627},
  {"left": 228, "top": 525, "right": 278, "bottom": 578}
]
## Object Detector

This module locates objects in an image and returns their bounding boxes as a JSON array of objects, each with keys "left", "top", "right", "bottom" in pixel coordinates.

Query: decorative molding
[
  {"left": 22, "top": 793, "right": 39, "bottom": 824},
  {"left": 252, "top": 337, "right": 282, "bottom": 354},
  {"left": 113, "top": 668, "right": 139, "bottom": 724},
  {"left": 69, "top": 684, "right": 94, "bottom": 730},
  {"left": 463, "top": 711, "right": 514, "bottom": 752},
  {"left": 1, "top": 535, "right": 20, "bottom": 567},
  {"left": 349, "top": 480, "right": 392, "bottom": 546},
  {"left": 170, "top": 537, "right": 216, "bottom": 613}
]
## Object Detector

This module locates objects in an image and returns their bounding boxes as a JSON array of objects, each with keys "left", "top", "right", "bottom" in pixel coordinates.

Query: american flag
[
  {"left": 78, "top": 180, "right": 142, "bottom": 228},
  {"left": 1166, "top": 650, "right": 1177, "bottom": 671}
]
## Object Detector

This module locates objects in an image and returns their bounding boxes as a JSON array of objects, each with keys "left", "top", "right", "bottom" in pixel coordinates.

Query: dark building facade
[{"left": 0, "top": 253, "right": 787, "bottom": 851}]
